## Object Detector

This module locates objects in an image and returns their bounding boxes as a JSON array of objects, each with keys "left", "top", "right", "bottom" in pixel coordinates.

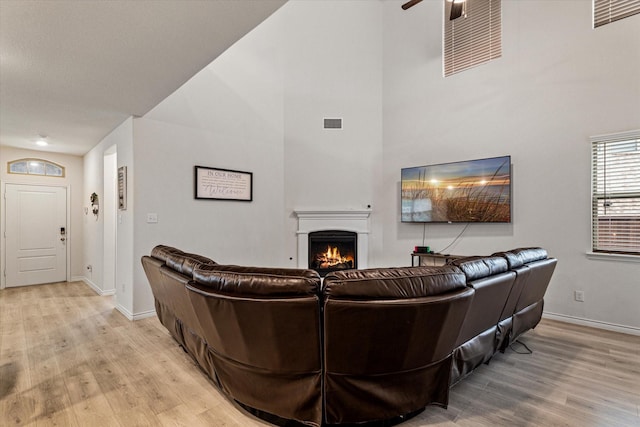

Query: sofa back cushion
[
  {"left": 323, "top": 265, "right": 467, "bottom": 299},
  {"left": 511, "top": 247, "right": 548, "bottom": 264},
  {"left": 193, "top": 265, "right": 320, "bottom": 297},
  {"left": 197, "top": 263, "right": 320, "bottom": 279},
  {"left": 150, "top": 245, "right": 217, "bottom": 278},
  {"left": 491, "top": 251, "right": 524, "bottom": 268},
  {"left": 449, "top": 256, "right": 509, "bottom": 281},
  {"left": 164, "top": 252, "right": 216, "bottom": 277},
  {"left": 150, "top": 245, "right": 183, "bottom": 262}
]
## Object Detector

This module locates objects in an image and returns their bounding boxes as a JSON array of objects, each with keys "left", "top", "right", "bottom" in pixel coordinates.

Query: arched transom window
[{"left": 7, "top": 158, "right": 65, "bottom": 177}]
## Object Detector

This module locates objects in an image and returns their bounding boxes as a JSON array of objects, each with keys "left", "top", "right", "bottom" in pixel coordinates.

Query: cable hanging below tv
[{"left": 401, "top": 155, "right": 511, "bottom": 223}]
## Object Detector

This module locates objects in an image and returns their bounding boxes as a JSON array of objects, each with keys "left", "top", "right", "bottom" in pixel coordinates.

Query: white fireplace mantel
[{"left": 294, "top": 209, "right": 371, "bottom": 270}]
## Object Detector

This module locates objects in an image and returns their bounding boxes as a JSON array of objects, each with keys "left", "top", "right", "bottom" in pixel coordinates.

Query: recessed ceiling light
[{"left": 36, "top": 136, "right": 48, "bottom": 146}]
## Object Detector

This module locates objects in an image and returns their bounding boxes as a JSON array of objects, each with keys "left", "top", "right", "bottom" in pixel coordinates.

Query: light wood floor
[{"left": 1, "top": 281, "right": 639, "bottom": 427}]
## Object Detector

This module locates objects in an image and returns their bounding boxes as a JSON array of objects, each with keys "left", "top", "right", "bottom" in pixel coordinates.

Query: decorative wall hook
[{"left": 90, "top": 192, "right": 99, "bottom": 218}]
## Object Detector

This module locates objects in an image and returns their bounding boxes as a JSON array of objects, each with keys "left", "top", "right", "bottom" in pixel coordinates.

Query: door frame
[{"left": 0, "top": 180, "right": 71, "bottom": 289}]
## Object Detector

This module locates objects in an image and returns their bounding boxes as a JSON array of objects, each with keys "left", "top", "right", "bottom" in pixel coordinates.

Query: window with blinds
[
  {"left": 594, "top": 0, "right": 640, "bottom": 28},
  {"left": 443, "top": 0, "right": 501, "bottom": 77},
  {"left": 591, "top": 131, "right": 640, "bottom": 255}
]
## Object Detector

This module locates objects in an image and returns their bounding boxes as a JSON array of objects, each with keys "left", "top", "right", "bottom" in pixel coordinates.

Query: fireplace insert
[{"left": 308, "top": 230, "right": 357, "bottom": 277}]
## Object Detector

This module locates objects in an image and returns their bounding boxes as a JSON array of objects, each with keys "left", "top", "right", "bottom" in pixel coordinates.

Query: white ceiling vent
[{"left": 324, "top": 118, "right": 343, "bottom": 130}]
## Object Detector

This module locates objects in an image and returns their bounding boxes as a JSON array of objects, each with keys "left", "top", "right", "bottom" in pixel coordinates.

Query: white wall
[
  {"left": 281, "top": 0, "right": 384, "bottom": 266},
  {"left": 83, "top": 143, "right": 106, "bottom": 291},
  {"left": 115, "top": 120, "right": 135, "bottom": 317},
  {"left": 103, "top": 151, "right": 117, "bottom": 295},
  {"left": 379, "top": 0, "right": 640, "bottom": 331},
  {"left": 0, "top": 146, "right": 84, "bottom": 285},
  {"left": 134, "top": 6, "right": 288, "bottom": 314},
  {"left": 83, "top": 118, "right": 135, "bottom": 315}
]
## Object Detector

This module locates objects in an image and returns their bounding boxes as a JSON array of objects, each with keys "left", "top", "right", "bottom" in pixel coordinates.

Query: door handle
[{"left": 60, "top": 237, "right": 66, "bottom": 242}]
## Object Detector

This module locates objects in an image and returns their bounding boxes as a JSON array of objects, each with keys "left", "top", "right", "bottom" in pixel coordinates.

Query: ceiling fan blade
[
  {"left": 450, "top": 1, "right": 464, "bottom": 20},
  {"left": 402, "top": 0, "right": 423, "bottom": 10}
]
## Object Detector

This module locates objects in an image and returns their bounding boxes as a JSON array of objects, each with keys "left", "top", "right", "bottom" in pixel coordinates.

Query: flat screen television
[{"left": 401, "top": 155, "right": 511, "bottom": 223}]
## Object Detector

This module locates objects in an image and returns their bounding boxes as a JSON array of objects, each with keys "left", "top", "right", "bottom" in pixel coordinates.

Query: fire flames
[{"left": 316, "top": 245, "right": 354, "bottom": 269}]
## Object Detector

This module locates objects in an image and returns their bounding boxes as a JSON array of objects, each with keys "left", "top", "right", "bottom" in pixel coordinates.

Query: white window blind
[
  {"left": 591, "top": 130, "right": 640, "bottom": 255},
  {"left": 594, "top": 0, "right": 640, "bottom": 28},
  {"left": 444, "top": 0, "right": 502, "bottom": 77}
]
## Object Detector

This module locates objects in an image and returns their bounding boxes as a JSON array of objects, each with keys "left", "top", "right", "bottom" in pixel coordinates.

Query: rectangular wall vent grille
[{"left": 324, "top": 118, "right": 342, "bottom": 129}]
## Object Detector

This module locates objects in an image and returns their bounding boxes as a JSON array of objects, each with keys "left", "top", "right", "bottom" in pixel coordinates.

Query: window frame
[
  {"left": 7, "top": 158, "right": 66, "bottom": 178},
  {"left": 590, "top": 130, "right": 640, "bottom": 257},
  {"left": 443, "top": 0, "right": 502, "bottom": 77},
  {"left": 593, "top": 0, "right": 640, "bottom": 28}
]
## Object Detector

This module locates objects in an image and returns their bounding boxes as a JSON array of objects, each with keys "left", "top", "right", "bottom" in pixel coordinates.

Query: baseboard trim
[
  {"left": 133, "top": 310, "right": 157, "bottom": 321},
  {"left": 77, "top": 276, "right": 116, "bottom": 296},
  {"left": 74, "top": 278, "right": 153, "bottom": 321},
  {"left": 115, "top": 304, "right": 134, "bottom": 320},
  {"left": 543, "top": 312, "right": 640, "bottom": 336},
  {"left": 115, "top": 304, "right": 156, "bottom": 321}
]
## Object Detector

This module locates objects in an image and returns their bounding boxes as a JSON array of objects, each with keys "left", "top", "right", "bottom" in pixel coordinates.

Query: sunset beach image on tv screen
[{"left": 401, "top": 156, "right": 511, "bottom": 223}]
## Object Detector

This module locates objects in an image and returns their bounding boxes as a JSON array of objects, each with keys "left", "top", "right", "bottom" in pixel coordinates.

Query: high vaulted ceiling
[{"left": 0, "top": 0, "right": 287, "bottom": 156}]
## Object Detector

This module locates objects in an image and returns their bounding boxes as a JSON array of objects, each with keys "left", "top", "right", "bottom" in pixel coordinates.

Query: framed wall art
[
  {"left": 118, "top": 166, "right": 127, "bottom": 210},
  {"left": 194, "top": 166, "right": 253, "bottom": 202}
]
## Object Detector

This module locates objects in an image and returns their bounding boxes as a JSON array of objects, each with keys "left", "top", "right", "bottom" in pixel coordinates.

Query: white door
[{"left": 5, "top": 184, "right": 67, "bottom": 287}]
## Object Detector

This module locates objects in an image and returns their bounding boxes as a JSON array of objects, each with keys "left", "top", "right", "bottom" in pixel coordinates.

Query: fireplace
[
  {"left": 294, "top": 209, "right": 371, "bottom": 273},
  {"left": 308, "top": 231, "right": 357, "bottom": 277}
]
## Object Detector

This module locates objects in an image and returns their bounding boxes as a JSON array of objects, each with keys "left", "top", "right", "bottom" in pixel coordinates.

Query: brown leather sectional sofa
[{"left": 141, "top": 245, "right": 556, "bottom": 427}]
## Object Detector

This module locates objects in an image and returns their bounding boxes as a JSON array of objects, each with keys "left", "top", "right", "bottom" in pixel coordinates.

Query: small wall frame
[
  {"left": 194, "top": 166, "right": 253, "bottom": 201},
  {"left": 118, "top": 166, "right": 127, "bottom": 210}
]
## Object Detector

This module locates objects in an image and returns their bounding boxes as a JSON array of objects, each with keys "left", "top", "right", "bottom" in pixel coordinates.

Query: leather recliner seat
[
  {"left": 186, "top": 264, "right": 323, "bottom": 426},
  {"left": 322, "top": 266, "right": 474, "bottom": 424},
  {"left": 447, "top": 256, "right": 516, "bottom": 385}
]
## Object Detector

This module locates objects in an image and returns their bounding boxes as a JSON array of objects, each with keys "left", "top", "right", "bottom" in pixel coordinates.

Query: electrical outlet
[{"left": 574, "top": 290, "right": 585, "bottom": 302}]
